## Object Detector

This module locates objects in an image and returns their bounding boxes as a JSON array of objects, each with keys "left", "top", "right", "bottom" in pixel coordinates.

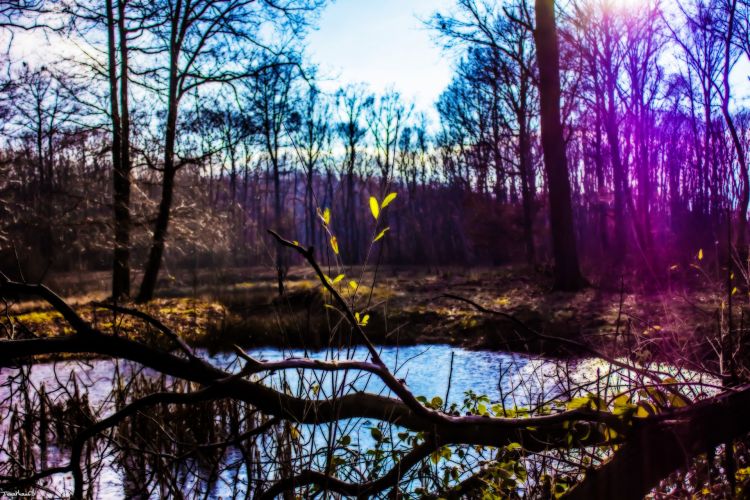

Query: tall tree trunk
[
  {"left": 721, "top": 0, "right": 749, "bottom": 252},
  {"left": 518, "top": 81, "right": 535, "bottom": 265},
  {"left": 273, "top": 154, "right": 285, "bottom": 295},
  {"left": 346, "top": 146, "right": 358, "bottom": 263},
  {"left": 306, "top": 166, "right": 316, "bottom": 249},
  {"left": 137, "top": 6, "right": 181, "bottom": 303},
  {"left": 112, "top": 0, "right": 131, "bottom": 300},
  {"left": 593, "top": 77, "right": 608, "bottom": 251},
  {"left": 533, "top": 0, "right": 584, "bottom": 290},
  {"left": 634, "top": 91, "right": 653, "bottom": 257},
  {"left": 602, "top": 20, "right": 627, "bottom": 262}
]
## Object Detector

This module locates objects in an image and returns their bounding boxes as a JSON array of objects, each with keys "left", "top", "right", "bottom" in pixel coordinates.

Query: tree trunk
[
  {"left": 138, "top": 165, "right": 176, "bottom": 303},
  {"left": 273, "top": 154, "right": 285, "bottom": 296},
  {"left": 346, "top": 146, "right": 358, "bottom": 263},
  {"left": 721, "top": 0, "right": 749, "bottom": 252},
  {"left": 137, "top": 10, "right": 181, "bottom": 303},
  {"left": 518, "top": 94, "right": 535, "bottom": 265},
  {"left": 307, "top": 166, "right": 315, "bottom": 249},
  {"left": 602, "top": 20, "right": 627, "bottom": 262},
  {"left": 593, "top": 77, "right": 608, "bottom": 251},
  {"left": 111, "top": 0, "right": 131, "bottom": 300},
  {"left": 533, "top": 0, "right": 584, "bottom": 290}
]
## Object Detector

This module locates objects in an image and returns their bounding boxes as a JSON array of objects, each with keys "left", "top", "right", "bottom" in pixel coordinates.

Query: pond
[{"left": 0, "top": 345, "right": 715, "bottom": 498}]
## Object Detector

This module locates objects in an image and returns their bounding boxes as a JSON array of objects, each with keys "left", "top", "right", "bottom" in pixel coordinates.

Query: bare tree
[
  {"left": 135, "top": 0, "right": 319, "bottom": 302},
  {"left": 246, "top": 60, "right": 298, "bottom": 295},
  {"left": 290, "top": 84, "right": 330, "bottom": 252},
  {"left": 335, "top": 84, "right": 373, "bottom": 264}
]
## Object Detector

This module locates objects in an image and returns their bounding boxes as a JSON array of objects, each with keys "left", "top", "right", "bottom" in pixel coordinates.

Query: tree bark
[
  {"left": 137, "top": 1, "right": 182, "bottom": 303},
  {"left": 518, "top": 75, "right": 536, "bottom": 265},
  {"left": 533, "top": 0, "right": 584, "bottom": 290},
  {"left": 111, "top": 0, "right": 131, "bottom": 300}
]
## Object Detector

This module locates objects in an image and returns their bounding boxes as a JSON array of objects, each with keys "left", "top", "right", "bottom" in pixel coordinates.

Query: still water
[{"left": 0, "top": 345, "right": 710, "bottom": 498}]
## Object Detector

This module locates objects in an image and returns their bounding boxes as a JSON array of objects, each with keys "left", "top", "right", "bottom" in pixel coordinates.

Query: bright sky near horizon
[{"left": 305, "top": 0, "right": 456, "bottom": 121}]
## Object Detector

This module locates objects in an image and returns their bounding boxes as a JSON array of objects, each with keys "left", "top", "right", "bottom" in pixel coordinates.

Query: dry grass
[{"left": 3, "top": 265, "right": 730, "bottom": 360}]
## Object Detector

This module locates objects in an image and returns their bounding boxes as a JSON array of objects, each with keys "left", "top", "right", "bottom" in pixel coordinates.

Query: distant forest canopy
[{"left": 0, "top": 0, "right": 748, "bottom": 292}]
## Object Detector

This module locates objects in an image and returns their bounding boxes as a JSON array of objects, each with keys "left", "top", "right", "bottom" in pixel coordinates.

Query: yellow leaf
[
  {"left": 317, "top": 207, "right": 331, "bottom": 226},
  {"left": 613, "top": 393, "right": 629, "bottom": 408},
  {"left": 290, "top": 426, "right": 301, "bottom": 441},
  {"left": 330, "top": 236, "right": 339, "bottom": 255},
  {"left": 566, "top": 397, "right": 591, "bottom": 411},
  {"left": 332, "top": 274, "right": 344, "bottom": 284},
  {"left": 369, "top": 196, "right": 380, "bottom": 220},
  {"left": 495, "top": 296, "right": 510, "bottom": 306},
  {"left": 604, "top": 426, "right": 618, "bottom": 441},
  {"left": 373, "top": 227, "right": 390, "bottom": 242},
  {"left": 354, "top": 312, "right": 369, "bottom": 326},
  {"left": 348, "top": 280, "right": 357, "bottom": 289},
  {"left": 669, "top": 393, "right": 690, "bottom": 408},
  {"left": 381, "top": 192, "right": 398, "bottom": 208},
  {"left": 698, "top": 248, "right": 703, "bottom": 261},
  {"left": 732, "top": 287, "right": 738, "bottom": 295}
]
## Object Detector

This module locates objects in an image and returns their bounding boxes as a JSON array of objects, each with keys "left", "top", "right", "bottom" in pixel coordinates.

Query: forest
[{"left": 2, "top": 0, "right": 750, "bottom": 497}]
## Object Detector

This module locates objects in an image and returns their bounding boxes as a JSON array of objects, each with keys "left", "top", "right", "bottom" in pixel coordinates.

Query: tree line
[{"left": 1, "top": 0, "right": 748, "bottom": 298}]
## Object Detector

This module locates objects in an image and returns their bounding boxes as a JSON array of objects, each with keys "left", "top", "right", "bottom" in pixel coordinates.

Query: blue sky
[{"left": 305, "top": 0, "right": 456, "bottom": 118}]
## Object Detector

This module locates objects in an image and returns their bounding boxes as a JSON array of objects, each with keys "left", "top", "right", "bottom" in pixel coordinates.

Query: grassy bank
[{"left": 4, "top": 265, "right": 728, "bottom": 366}]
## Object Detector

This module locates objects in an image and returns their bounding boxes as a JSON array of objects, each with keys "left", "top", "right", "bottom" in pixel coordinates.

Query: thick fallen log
[{"left": 565, "top": 383, "right": 750, "bottom": 499}]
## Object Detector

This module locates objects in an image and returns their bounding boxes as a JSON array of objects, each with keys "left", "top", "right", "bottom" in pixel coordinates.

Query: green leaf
[
  {"left": 370, "top": 427, "right": 383, "bottom": 442},
  {"left": 381, "top": 192, "right": 398, "bottom": 208},
  {"left": 369, "top": 196, "right": 380, "bottom": 220},
  {"left": 506, "top": 442, "right": 523, "bottom": 451},
  {"left": 339, "top": 435, "right": 351, "bottom": 446},
  {"left": 373, "top": 227, "right": 390, "bottom": 242}
]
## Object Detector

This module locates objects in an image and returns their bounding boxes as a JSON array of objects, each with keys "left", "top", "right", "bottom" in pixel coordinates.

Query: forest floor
[{"left": 5, "top": 264, "right": 730, "bottom": 363}]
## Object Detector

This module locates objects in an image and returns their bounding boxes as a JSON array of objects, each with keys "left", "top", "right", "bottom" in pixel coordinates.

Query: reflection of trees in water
[
  {"left": 114, "top": 377, "right": 268, "bottom": 499},
  {"left": 2, "top": 366, "right": 284, "bottom": 498}
]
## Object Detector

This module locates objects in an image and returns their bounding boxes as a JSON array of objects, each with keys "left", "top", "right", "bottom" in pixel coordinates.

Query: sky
[{"left": 305, "top": 0, "right": 456, "bottom": 121}]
